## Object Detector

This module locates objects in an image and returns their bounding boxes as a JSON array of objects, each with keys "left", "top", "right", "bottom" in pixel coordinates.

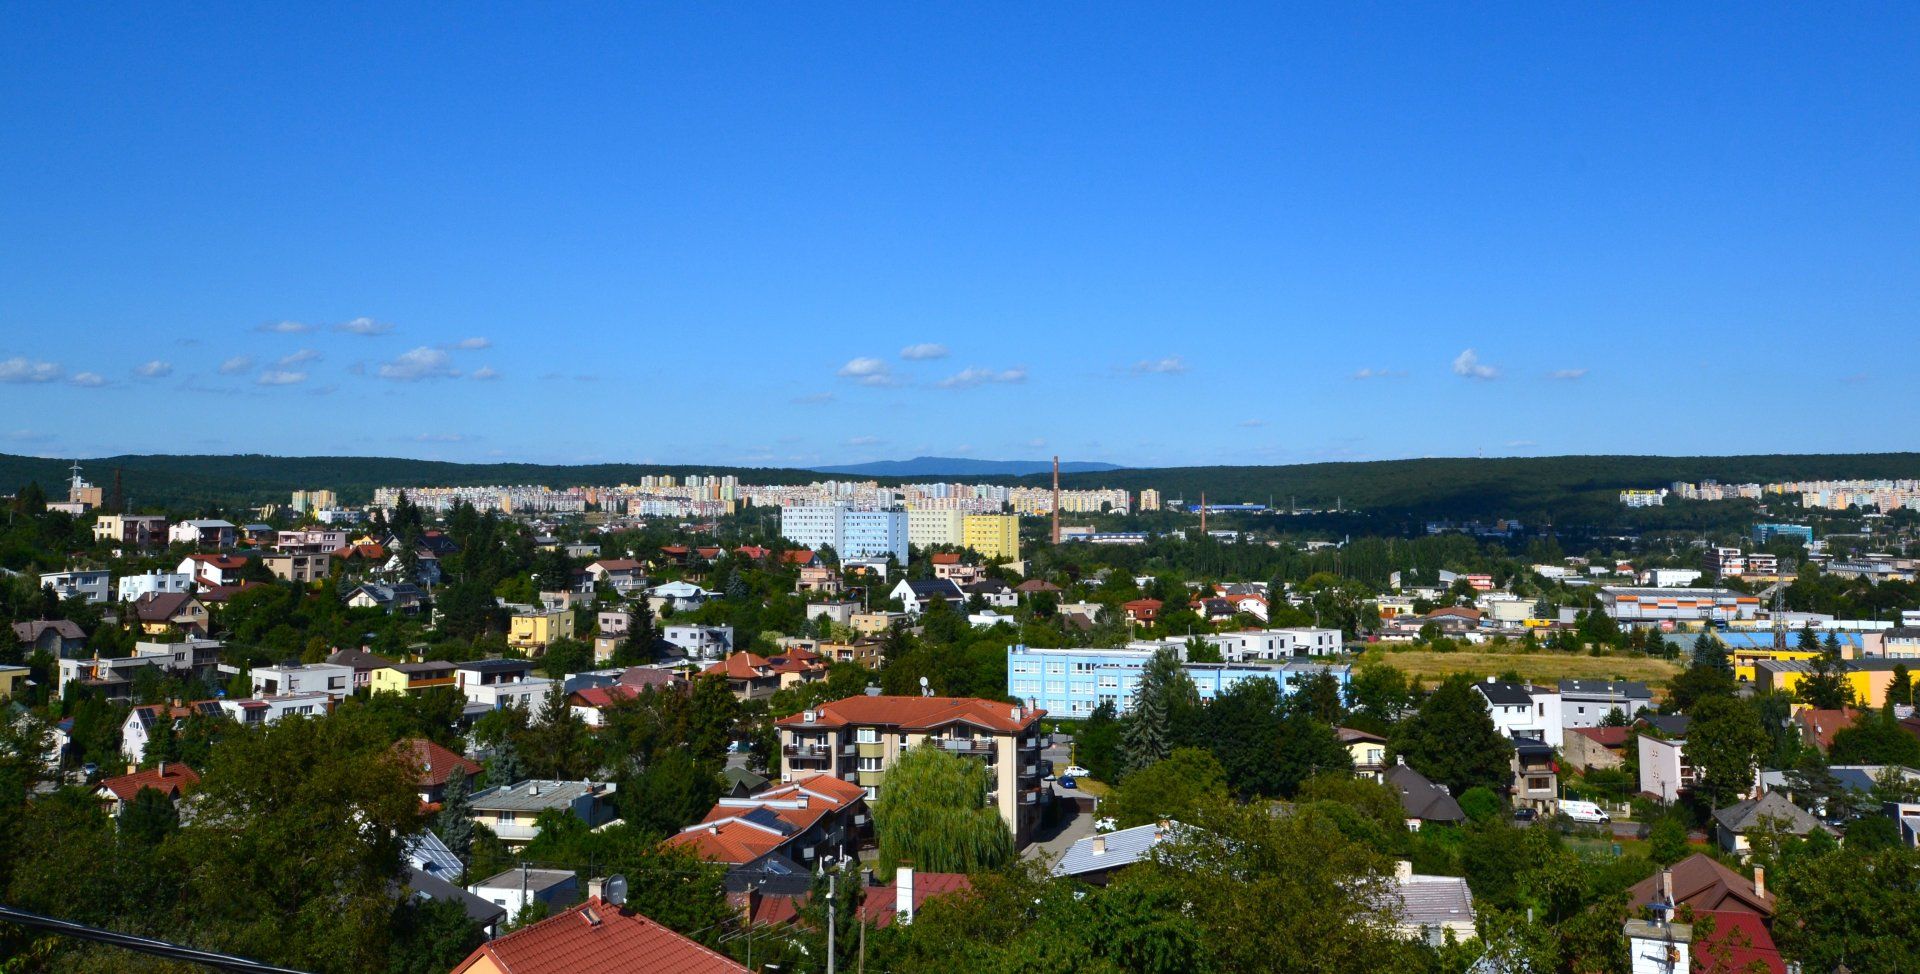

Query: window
[
  {"left": 1527, "top": 776, "right": 1551, "bottom": 791},
  {"left": 498, "top": 812, "right": 517, "bottom": 824},
  {"left": 856, "top": 727, "right": 878, "bottom": 744},
  {"left": 858, "top": 757, "right": 882, "bottom": 772},
  {"left": 863, "top": 786, "right": 877, "bottom": 801}
]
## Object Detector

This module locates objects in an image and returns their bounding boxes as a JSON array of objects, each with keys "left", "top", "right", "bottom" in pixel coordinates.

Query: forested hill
[{"left": 1, "top": 451, "right": 1915, "bottom": 520}]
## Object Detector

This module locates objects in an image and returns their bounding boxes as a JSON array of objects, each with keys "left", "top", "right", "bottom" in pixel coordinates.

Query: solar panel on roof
[{"left": 742, "top": 807, "right": 795, "bottom": 833}]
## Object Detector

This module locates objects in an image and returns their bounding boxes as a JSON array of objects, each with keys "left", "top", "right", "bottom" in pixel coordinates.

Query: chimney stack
[
  {"left": 1050, "top": 457, "right": 1060, "bottom": 546},
  {"left": 1091, "top": 835, "right": 1106, "bottom": 855},
  {"left": 1753, "top": 866, "right": 1765, "bottom": 900},
  {"left": 896, "top": 864, "right": 915, "bottom": 925},
  {"left": 1394, "top": 860, "right": 1413, "bottom": 882},
  {"left": 1661, "top": 869, "right": 1674, "bottom": 914}
]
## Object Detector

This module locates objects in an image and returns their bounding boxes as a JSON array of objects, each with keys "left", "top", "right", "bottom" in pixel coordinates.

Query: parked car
[
  {"left": 1560, "top": 800, "right": 1611, "bottom": 824},
  {"left": 1059, "top": 776, "right": 1078, "bottom": 790},
  {"left": 1513, "top": 807, "right": 1537, "bottom": 822},
  {"left": 1061, "top": 765, "right": 1091, "bottom": 778}
]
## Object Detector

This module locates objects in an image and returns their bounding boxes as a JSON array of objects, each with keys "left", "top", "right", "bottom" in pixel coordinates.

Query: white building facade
[{"left": 780, "top": 505, "right": 911, "bottom": 564}]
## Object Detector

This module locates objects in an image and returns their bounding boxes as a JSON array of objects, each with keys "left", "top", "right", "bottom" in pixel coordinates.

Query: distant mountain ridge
[{"left": 808, "top": 456, "right": 1124, "bottom": 477}]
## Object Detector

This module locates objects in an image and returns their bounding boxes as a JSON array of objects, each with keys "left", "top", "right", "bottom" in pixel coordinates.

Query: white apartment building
[
  {"left": 1131, "top": 628, "right": 1343, "bottom": 662},
  {"left": 250, "top": 662, "right": 355, "bottom": 701},
  {"left": 39, "top": 569, "right": 111, "bottom": 604},
  {"left": 780, "top": 505, "right": 911, "bottom": 564},
  {"left": 1471, "top": 678, "right": 1564, "bottom": 748},
  {"left": 118, "top": 571, "right": 194, "bottom": 603}
]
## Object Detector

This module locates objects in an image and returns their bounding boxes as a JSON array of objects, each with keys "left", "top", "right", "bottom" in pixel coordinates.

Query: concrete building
[
  {"left": 780, "top": 505, "right": 910, "bottom": 564},
  {"left": 250, "top": 662, "right": 354, "bottom": 701},
  {"left": 261, "top": 552, "right": 330, "bottom": 584},
  {"left": 907, "top": 508, "right": 964, "bottom": 550},
  {"left": 1639, "top": 734, "right": 1693, "bottom": 803},
  {"left": 960, "top": 514, "right": 1020, "bottom": 561},
  {"left": 1471, "top": 678, "right": 1563, "bottom": 748},
  {"left": 39, "top": 569, "right": 111, "bottom": 604},
  {"left": 1007, "top": 644, "right": 1349, "bottom": 719},
  {"left": 92, "top": 514, "right": 168, "bottom": 547},
  {"left": 168, "top": 519, "right": 237, "bottom": 547},
  {"left": 1131, "top": 627, "right": 1342, "bottom": 662},
  {"left": 776, "top": 695, "right": 1046, "bottom": 846},
  {"left": 467, "top": 779, "right": 619, "bottom": 847},
  {"left": 118, "top": 570, "right": 193, "bottom": 603},
  {"left": 661, "top": 624, "right": 734, "bottom": 659},
  {"left": 508, "top": 608, "right": 575, "bottom": 651},
  {"left": 1753, "top": 523, "right": 1813, "bottom": 546},
  {"left": 1599, "top": 587, "right": 1760, "bottom": 626},
  {"left": 1560, "top": 679, "right": 1653, "bottom": 729}
]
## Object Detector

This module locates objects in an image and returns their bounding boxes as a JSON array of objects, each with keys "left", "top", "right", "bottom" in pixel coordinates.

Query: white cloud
[
  {"left": 277, "top": 349, "right": 321, "bottom": 367},
  {"left": 1547, "top": 368, "right": 1588, "bottom": 381},
  {"left": 846, "top": 435, "right": 882, "bottom": 446},
  {"left": 899, "top": 343, "right": 949, "bottom": 361},
  {"left": 134, "top": 360, "right": 173, "bottom": 378},
  {"left": 1350, "top": 367, "right": 1406, "bottom": 380},
  {"left": 1130, "top": 356, "right": 1189, "bottom": 375},
  {"left": 792, "top": 392, "right": 835, "bottom": 405},
  {"left": 256, "top": 370, "right": 307, "bottom": 386},
  {"left": 377, "top": 347, "right": 459, "bottom": 381},
  {"left": 937, "top": 366, "right": 1027, "bottom": 389},
  {"left": 255, "top": 320, "right": 312, "bottom": 334},
  {"left": 413, "top": 432, "right": 468, "bottom": 443},
  {"left": 218, "top": 355, "right": 254, "bottom": 375},
  {"left": 0, "top": 358, "right": 62, "bottom": 383},
  {"left": 68, "top": 372, "right": 106, "bottom": 388},
  {"left": 836, "top": 357, "right": 895, "bottom": 386},
  {"left": 446, "top": 337, "right": 492, "bottom": 350},
  {"left": 336, "top": 316, "right": 394, "bottom": 336},
  {"left": 469, "top": 366, "right": 502, "bottom": 381},
  {"left": 1452, "top": 349, "right": 1499, "bottom": 381}
]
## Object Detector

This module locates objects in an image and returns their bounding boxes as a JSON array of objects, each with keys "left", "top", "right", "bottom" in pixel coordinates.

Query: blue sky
[{"left": 2, "top": 5, "right": 1917, "bottom": 469}]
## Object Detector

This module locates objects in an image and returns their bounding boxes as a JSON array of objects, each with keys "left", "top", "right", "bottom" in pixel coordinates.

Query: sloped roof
[
  {"left": 13, "top": 619, "right": 84, "bottom": 642},
  {"left": 97, "top": 764, "right": 200, "bottom": 801},
  {"left": 1792, "top": 708, "right": 1862, "bottom": 752},
  {"left": 1694, "top": 910, "right": 1785, "bottom": 974},
  {"left": 1052, "top": 821, "right": 1180, "bottom": 878},
  {"left": 571, "top": 684, "right": 644, "bottom": 708},
  {"left": 1384, "top": 764, "right": 1465, "bottom": 823},
  {"left": 776, "top": 694, "right": 1041, "bottom": 733},
  {"left": 132, "top": 592, "right": 198, "bottom": 621},
  {"left": 1473, "top": 681, "right": 1535, "bottom": 706},
  {"left": 1390, "top": 874, "right": 1475, "bottom": 928},
  {"left": 668, "top": 774, "right": 867, "bottom": 866},
  {"left": 390, "top": 738, "right": 482, "bottom": 788},
  {"left": 1568, "top": 726, "right": 1632, "bottom": 748},
  {"left": 857, "top": 872, "right": 972, "bottom": 928},
  {"left": 1626, "top": 854, "right": 1774, "bottom": 917},
  {"left": 1015, "top": 579, "right": 1061, "bottom": 593},
  {"left": 1712, "top": 791, "right": 1824, "bottom": 836}
]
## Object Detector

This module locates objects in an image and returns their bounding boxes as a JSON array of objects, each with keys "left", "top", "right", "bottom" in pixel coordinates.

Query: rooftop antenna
[{"left": 918, "top": 675, "right": 931, "bottom": 698}]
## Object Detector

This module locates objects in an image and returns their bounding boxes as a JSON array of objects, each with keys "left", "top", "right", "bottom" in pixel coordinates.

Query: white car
[{"left": 1061, "top": 765, "right": 1091, "bottom": 778}]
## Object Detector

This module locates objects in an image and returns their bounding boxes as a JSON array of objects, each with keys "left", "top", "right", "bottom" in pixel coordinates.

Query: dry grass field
[{"left": 1357, "top": 646, "right": 1681, "bottom": 689}]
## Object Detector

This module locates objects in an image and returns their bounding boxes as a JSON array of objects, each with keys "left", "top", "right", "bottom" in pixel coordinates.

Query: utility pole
[
  {"left": 826, "top": 869, "right": 837, "bottom": 974},
  {"left": 1050, "top": 456, "right": 1060, "bottom": 545}
]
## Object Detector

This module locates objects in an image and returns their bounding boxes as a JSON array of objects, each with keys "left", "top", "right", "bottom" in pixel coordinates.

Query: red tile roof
[
  {"left": 733, "top": 546, "right": 771, "bottom": 560},
  {"left": 389, "top": 738, "right": 481, "bottom": 788},
  {"left": 779, "top": 550, "right": 817, "bottom": 565},
  {"left": 1014, "top": 579, "right": 1061, "bottom": 593},
  {"left": 1568, "top": 726, "right": 1632, "bottom": 748},
  {"left": 1792, "top": 708, "right": 1862, "bottom": 752},
  {"left": 776, "top": 694, "right": 1043, "bottom": 734},
  {"left": 571, "top": 684, "right": 644, "bottom": 708},
  {"left": 185, "top": 553, "right": 249, "bottom": 570},
  {"left": 703, "top": 652, "right": 774, "bottom": 680},
  {"left": 98, "top": 764, "right": 200, "bottom": 801},
  {"left": 619, "top": 667, "right": 687, "bottom": 691},
  {"left": 1627, "top": 855, "right": 1774, "bottom": 917},
  {"left": 451, "top": 898, "right": 747, "bottom": 974},
  {"left": 1693, "top": 910, "right": 1785, "bottom": 974},
  {"left": 667, "top": 775, "right": 866, "bottom": 866},
  {"left": 858, "top": 872, "right": 972, "bottom": 928},
  {"left": 930, "top": 553, "right": 962, "bottom": 565},
  {"left": 589, "top": 558, "right": 644, "bottom": 572}
]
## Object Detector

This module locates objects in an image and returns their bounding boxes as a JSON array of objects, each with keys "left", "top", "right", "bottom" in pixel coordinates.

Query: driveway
[{"left": 1023, "top": 799, "right": 1096, "bottom": 865}]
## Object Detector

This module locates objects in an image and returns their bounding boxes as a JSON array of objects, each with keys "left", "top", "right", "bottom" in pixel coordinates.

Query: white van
[{"left": 1560, "top": 800, "right": 1611, "bottom": 824}]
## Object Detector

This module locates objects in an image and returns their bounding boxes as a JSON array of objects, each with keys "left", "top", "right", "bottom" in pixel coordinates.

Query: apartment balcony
[
  {"left": 936, "top": 738, "right": 994, "bottom": 755},
  {"left": 783, "top": 743, "right": 832, "bottom": 759}
]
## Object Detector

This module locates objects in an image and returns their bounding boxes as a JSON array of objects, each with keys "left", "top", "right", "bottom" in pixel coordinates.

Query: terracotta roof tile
[
  {"left": 98, "top": 764, "right": 200, "bottom": 801},
  {"left": 451, "top": 898, "right": 747, "bottom": 974},
  {"left": 776, "top": 694, "right": 1042, "bottom": 734},
  {"left": 389, "top": 738, "right": 481, "bottom": 788}
]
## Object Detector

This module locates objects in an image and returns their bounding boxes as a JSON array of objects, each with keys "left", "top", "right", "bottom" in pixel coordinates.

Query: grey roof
[
  {"left": 1559, "top": 679, "right": 1651, "bottom": 699},
  {"left": 1760, "top": 764, "right": 1920, "bottom": 795},
  {"left": 1712, "top": 790, "right": 1824, "bottom": 835},
  {"left": 1391, "top": 875, "right": 1475, "bottom": 927},
  {"left": 721, "top": 766, "right": 769, "bottom": 794},
  {"left": 1642, "top": 715, "right": 1691, "bottom": 736},
  {"left": 1474, "top": 681, "right": 1535, "bottom": 706},
  {"left": 13, "top": 619, "right": 85, "bottom": 642},
  {"left": 470, "top": 779, "right": 609, "bottom": 813},
  {"left": 1385, "top": 765, "right": 1465, "bottom": 823},
  {"left": 404, "top": 830, "right": 464, "bottom": 878},
  {"left": 457, "top": 658, "right": 537, "bottom": 675},
  {"left": 1052, "top": 821, "right": 1180, "bottom": 878},
  {"left": 402, "top": 867, "right": 508, "bottom": 926},
  {"left": 469, "top": 867, "right": 577, "bottom": 894},
  {"left": 902, "top": 579, "right": 964, "bottom": 598}
]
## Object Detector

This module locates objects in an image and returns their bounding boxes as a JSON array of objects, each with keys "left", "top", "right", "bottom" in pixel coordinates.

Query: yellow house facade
[
  {"left": 1752, "top": 658, "right": 1901, "bottom": 709},
  {"left": 0, "top": 665, "right": 29, "bottom": 703},
  {"left": 961, "top": 514, "right": 1020, "bottom": 561},
  {"left": 508, "top": 609, "right": 576, "bottom": 651},
  {"left": 369, "top": 661, "right": 457, "bottom": 695}
]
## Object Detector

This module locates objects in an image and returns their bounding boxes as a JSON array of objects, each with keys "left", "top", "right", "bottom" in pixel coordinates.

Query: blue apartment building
[{"left": 1007, "top": 644, "right": 1350, "bottom": 719}]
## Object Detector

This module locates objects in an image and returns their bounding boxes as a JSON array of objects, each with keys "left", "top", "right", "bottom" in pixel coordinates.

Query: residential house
[
  {"left": 117, "top": 571, "right": 193, "bottom": 604},
  {"left": 1122, "top": 599, "right": 1163, "bottom": 625},
  {"left": 1337, "top": 727, "right": 1388, "bottom": 777},
  {"left": 890, "top": 578, "right": 965, "bottom": 616},
  {"left": 92, "top": 514, "right": 168, "bottom": 547},
  {"left": 220, "top": 691, "right": 333, "bottom": 727},
  {"left": 1638, "top": 732, "right": 1694, "bottom": 802},
  {"left": 702, "top": 650, "right": 825, "bottom": 701},
  {"left": 583, "top": 559, "right": 646, "bottom": 594},
  {"left": 648, "top": 580, "right": 713, "bottom": 613},
  {"left": 454, "top": 658, "right": 538, "bottom": 693},
  {"left": 273, "top": 528, "right": 347, "bottom": 554},
  {"left": 0, "top": 665, "right": 29, "bottom": 703},
  {"left": 399, "top": 867, "right": 508, "bottom": 941},
  {"left": 370, "top": 661, "right": 458, "bottom": 696},
  {"left": 177, "top": 553, "right": 249, "bottom": 589},
  {"left": 13, "top": 619, "right": 86, "bottom": 657},
  {"left": 325, "top": 647, "right": 396, "bottom": 690},
  {"left": 1385, "top": 861, "right": 1475, "bottom": 947},
  {"left": 342, "top": 582, "right": 425, "bottom": 615},
  {"left": 130, "top": 592, "right": 210, "bottom": 638},
  {"left": 1050, "top": 820, "right": 1180, "bottom": 886},
  {"left": 661, "top": 623, "right": 733, "bottom": 659},
  {"left": 1627, "top": 854, "right": 1775, "bottom": 922},
  {"left": 250, "top": 661, "right": 354, "bottom": 700},
  {"left": 1712, "top": 791, "right": 1826, "bottom": 860},
  {"left": 261, "top": 551, "right": 330, "bottom": 584},
  {"left": 465, "top": 868, "right": 580, "bottom": 924},
  {"left": 449, "top": 897, "right": 748, "bottom": 974},
  {"left": 568, "top": 683, "right": 645, "bottom": 726},
  {"left": 796, "top": 565, "right": 842, "bottom": 596},
  {"left": 63, "top": 639, "right": 222, "bottom": 699},
  {"left": 168, "top": 519, "right": 237, "bottom": 547},
  {"left": 1472, "top": 678, "right": 1564, "bottom": 748},
  {"left": 1563, "top": 726, "right": 1631, "bottom": 773},
  {"left": 963, "top": 577, "right": 1017, "bottom": 609},
  {"left": 390, "top": 738, "right": 483, "bottom": 807},
  {"left": 1510, "top": 736, "right": 1559, "bottom": 815},
  {"left": 1384, "top": 763, "right": 1465, "bottom": 830},
  {"left": 930, "top": 554, "right": 983, "bottom": 585},
  {"left": 850, "top": 610, "right": 910, "bottom": 636},
  {"left": 776, "top": 695, "right": 1047, "bottom": 845},
  {"left": 1014, "top": 579, "right": 1062, "bottom": 599},
  {"left": 664, "top": 774, "right": 869, "bottom": 870},
  {"left": 1559, "top": 679, "right": 1652, "bottom": 729},
  {"left": 38, "top": 569, "right": 111, "bottom": 604},
  {"left": 95, "top": 763, "right": 199, "bottom": 816},
  {"left": 508, "top": 607, "right": 575, "bottom": 652},
  {"left": 467, "top": 779, "right": 619, "bottom": 847},
  {"left": 1791, "top": 707, "right": 1863, "bottom": 753},
  {"left": 468, "top": 675, "right": 553, "bottom": 714},
  {"left": 595, "top": 610, "right": 632, "bottom": 637}
]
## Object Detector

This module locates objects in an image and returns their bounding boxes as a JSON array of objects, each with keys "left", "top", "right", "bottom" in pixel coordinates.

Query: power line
[{"left": 0, "top": 904, "right": 312, "bottom": 974}]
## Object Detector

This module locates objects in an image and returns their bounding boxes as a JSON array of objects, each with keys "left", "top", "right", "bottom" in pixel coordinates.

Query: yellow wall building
[
  {"left": 962, "top": 514, "right": 1020, "bottom": 561},
  {"left": 1752, "top": 658, "right": 1901, "bottom": 709},
  {"left": 0, "top": 665, "right": 29, "bottom": 703},
  {"left": 509, "top": 609, "right": 576, "bottom": 651}
]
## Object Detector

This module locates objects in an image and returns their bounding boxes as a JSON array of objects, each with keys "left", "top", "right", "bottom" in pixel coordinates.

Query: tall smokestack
[
  {"left": 1051, "top": 456, "right": 1060, "bottom": 545},
  {"left": 1200, "top": 492, "right": 1207, "bottom": 536}
]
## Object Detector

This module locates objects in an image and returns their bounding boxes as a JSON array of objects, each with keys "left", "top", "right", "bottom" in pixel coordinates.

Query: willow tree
[{"left": 873, "top": 745, "right": 1012, "bottom": 876}]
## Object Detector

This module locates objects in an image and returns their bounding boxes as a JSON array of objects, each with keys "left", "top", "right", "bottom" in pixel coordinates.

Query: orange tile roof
[
  {"left": 389, "top": 738, "right": 481, "bottom": 788},
  {"left": 669, "top": 774, "right": 866, "bottom": 865},
  {"left": 98, "top": 764, "right": 200, "bottom": 801},
  {"left": 858, "top": 872, "right": 972, "bottom": 928},
  {"left": 702, "top": 652, "right": 773, "bottom": 680},
  {"left": 930, "top": 553, "right": 962, "bottom": 565},
  {"left": 780, "top": 549, "right": 817, "bottom": 565},
  {"left": 571, "top": 684, "right": 645, "bottom": 708},
  {"left": 1793, "top": 708, "right": 1862, "bottom": 751},
  {"left": 776, "top": 694, "right": 1042, "bottom": 733},
  {"left": 451, "top": 898, "right": 747, "bottom": 974}
]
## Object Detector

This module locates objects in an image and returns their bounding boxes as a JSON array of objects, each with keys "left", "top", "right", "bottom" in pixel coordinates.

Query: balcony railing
[
  {"left": 936, "top": 738, "right": 994, "bottom": 754},
  {"left": 783, "top": 744, "right": 831, "bottom": 758}
]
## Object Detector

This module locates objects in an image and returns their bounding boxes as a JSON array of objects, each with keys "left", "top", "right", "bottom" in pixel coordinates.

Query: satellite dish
[
  {"left": 604, "top": 874, "right": 628, "bottom": 906},
  {"left": 919, "top": 675, "right": 931, "bottom": 697}
]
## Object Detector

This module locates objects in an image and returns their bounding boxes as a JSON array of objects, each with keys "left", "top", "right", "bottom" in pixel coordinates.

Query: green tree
[
  {"left": 1892, "top": 663, "right": 1915, "bottom": 708},
  {"left": 1830, "top": 706, "right": 1920, "bottom": 768},
  {"left": 1686, "top": 696, "right": 1770, "bottom": 809},
  {"left": 618, "top": 748, "right": 722, "bottom": 837},
  {"left": 1103, "top": 747, "right": 1230, "bottom": 829},
  {"left": 435, "top": 770, "right": 476, "bottom": 861},
  {"left": 1795, "top": 646, "right": 1854, "bottom": 710},
  {"left": 1774, "top": 845, "right": 1920, "bottom": 974},
  {"left": 1648, "top": 814, "right": 1690, "bottom": 865},
  {"left": 1458, "top": 786, "right": 1503, "bottom": 822},
  {"left": 872, "top": 746, "right": 1013, "bottom": 875},
  {"left": 1120, "top": 648, "right": 1198, "bottom": 777},
  {"left": 1076, "top": 699, "right": 1124, "bottom": 782},
  {"left": 117, "top": 785, "right": 180, "bottom": 847},
  {"left": 1286, "top": 671, "right": 1344, "bottom": 724},
  {"left": 1389, "top": 674, "right": 1514, "bottom": 795}
]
